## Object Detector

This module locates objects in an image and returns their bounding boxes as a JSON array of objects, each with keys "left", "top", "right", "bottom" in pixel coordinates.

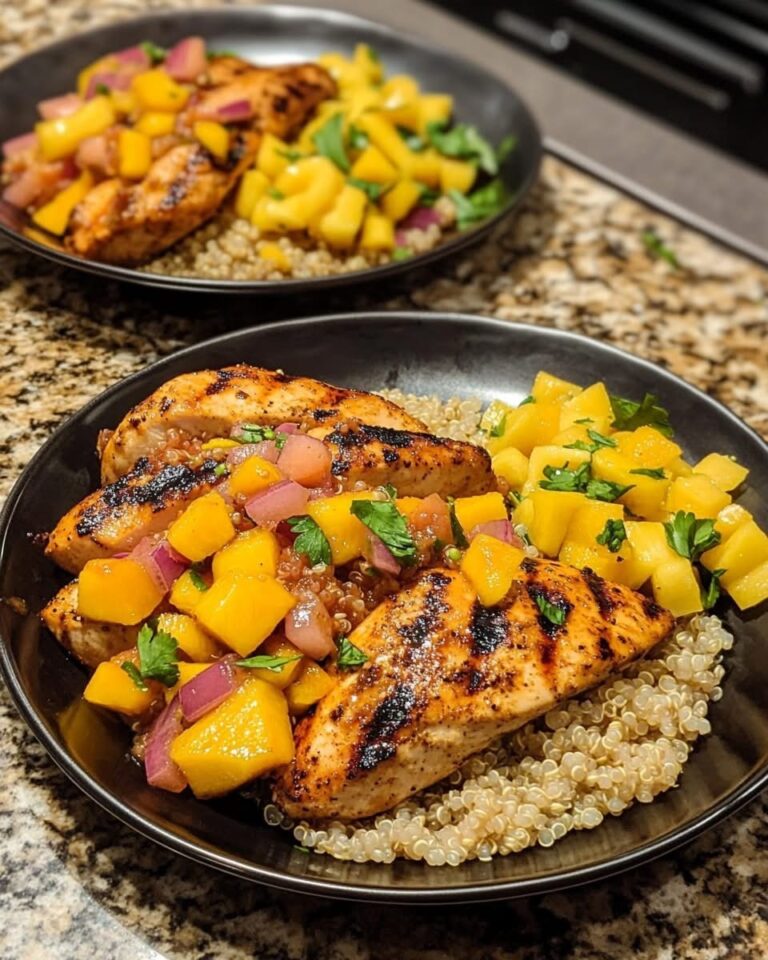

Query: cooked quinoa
[{"left": 263, "top": 391, "right": 734, "bottom": 865}]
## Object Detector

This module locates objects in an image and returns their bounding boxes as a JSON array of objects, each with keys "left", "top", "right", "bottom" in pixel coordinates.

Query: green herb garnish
[
  {"left": 642, "top": 230, "right": 679, "bottom": 268},
  {"left": 664, "top": 511, "right": 720, "bottom": 561},
  {"left": 277, "top": 148, "right": 303, "bottom": 162},
  {"left": 574, "top": 417, "right": 594, "bottom": 425},
  {"left": 585, "top": 478, "right": 634, "bottom": 503},
  {"left": 596, "top": 518, "right": 628, "bottom": 553},
  {"left": 348, "top": 124, "right": 369, "bottom": 151},
  {"left": 539, "top": 462, "right": 591, "bottom": 493},
  {"left": 207, "top": 48, "right": 238, "bottom": 59},
  {"left": 237, "top": 423, "right": 276, "bottom": 443},
  {"left": 312, "top": 112, "right": 349, "bottom": 172},
  {"left": 213, "top": 463, "right": 229, "bottom": 477},
  {"left": 274, "top": 431, "right": 288, "bottom": 451},
  {"left": 350, "top": 499, "right": 416, "bottom": 563},
  {"left": 121, "top": 623, "right": 179, "bottom": 690},
  {"left": 348, "top": 176, "right": 383, "bottom": 200},
  {"left": 496, "top": 133, "right": 517, "bottom": 165},
  {"left": 121, "top": 661, "right": 148, "bottom": 692},
  {"left": 398, "top": 126, "right": 425, "bottom": 151},
  {"left": 565, "top": 429, "right": 618, "bottom": 454},
  {"left": 532, "top": 591, "right": 567, "bottom": 626},
  {"left": 630, "top": 467, "right": 666, "bottom": 479},
  {"left": 268, "top": 187, "right": 285, "bottom": 200},
  {"left": 701, "top": 567, "right": 726, "bottom": 611},
  {"left": 449, "top": 178, "right": 509, "bottom": 230},
  {"left": 381, "top": 482, "right": 397, "bottom": 500},
  {"left": 139, "top": 41, "right": 167, "bottom": 64},
  {"left": 610, "top": 392, "right": 674, "bottom": 438},
  {"left": 427, "top": 121, "right": 497, "bottom": 174},
  {"left": 519, "top": 395, "right": 534, "bottom": 406},
  {"left": 336, "top": 636, "right": 368, "bottom": 670},
  {"left": 287, "top": 515, "right": 332, "bottom": 566},
  {"left": 189, "top": 568, "right": 208, "bottom": 592},
  {"left": 95, "top": 82, "right": 110, "bottom": 96},
  {"left": 447, "top": 496, "right": 469, "bottom": 548},
  {"left": 392, "top": 246, "right": 412, "bottom": 261},
  {"left": 236, "top": 653, "right": 302, "bottom": 671},
  {"left": 418, "top": 185, "right": 440, "bottom": 207},
  {"left": 489, "top": 413, "right": 507, "bottom": 438}
]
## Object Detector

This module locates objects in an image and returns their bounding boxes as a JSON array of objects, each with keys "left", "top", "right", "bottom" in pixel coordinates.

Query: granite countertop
[{"left": 2, "top": 2, "right": 768, "bottom": 958}]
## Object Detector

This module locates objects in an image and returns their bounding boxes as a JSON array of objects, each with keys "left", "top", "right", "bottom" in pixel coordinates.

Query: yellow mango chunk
[
  {"left": 651, "top": 557, "right": 702, "bottom": 617},
  {"left": 550, "top": 424, "right": 593, "bottom": 447},
  {"left": 693, "top": 453, "right": 749, "bottom": 492},
  {"left": 461, "top": 533, "right": 525, "bottom": 606},
  {"left": 531, "top": 371, "right": 582, "bottom": 404},
  {"left": 526, "top": 490, "right": 588, "bottom": 557},
  {"left": 559, "top": 382, "right": 613, "bottom": 432},
  {"left": 200, "top": 437, "right": 240, "bottom": 451},
  {"left": 156, "top": 612, "right": 221, "bottom": 662},
  {"left": 384, "top": 101, "right": 421, "bottom": 131},
  {"left": 491, "top": 447, "right": 529, "bottom": 490},
  {"left": 727, "top": 560, "right": 768, "bottom": 611},
  {"left": 359, "top": 210, "right": 395, "bottom": 251},
  {"left": 381, "top": 179, "right": 422, "bottom": 222},
  {"left": 523, "top": 445, "right": 591, "bottom": 495},
  {"left": 381, "top": 74, "right": 420, "bottom": 109},
  {"left": 353, "top": 42, "right": 383, "bottom": 83},
  {"left": 245, "top": 635, "right": 305, "bottom": 689},
  {"left": 417, "top": 93, "right": 453, "bottom": 133},
  {"left": 701, "top": 519, "right": 768, "bottom": 585},
  {"left": 110, "top": 89, "right": 138, "bottom": 116},
  {"left": 31, "top": 172, "right": 93, "bottom": 236},
  {"left": 166, "top": 492, "right": 235, "bottom": 562},
  {"left": 228, "top": 455, "right": 283, "bottom": 498},
  {"left": 258, "top": 241, "right": 291, "bottom": 272},
  {"left": 164, "top": 661, "right": 215, "bottom": 704},
  {"left": 132, "top": 68, "right": 189, "bottom": 112},
  {"left": 194, "top": 572, "right": 296, "bottom": 657},
  {"left": 83, "top": 660, "right": 155, "bottom": 716},
  {"left": 350, "top": 144, "right": 397, "bottom": 184},
  {"left": 664, "top": 475, "right": 731, "bottom": 519},
  {"left": 439, "top": 157, "right": 476, "bottom": 194},
  {"left": 118, "top": 128, "right": 152, "bottom": 179},
  {"left": 317, "top": 184, "right": 368, "bottom": 247},
  {"left": 591, "top": 447, "right": 670, "bottom": 520},
  {"left": 169, "top": 568, "right": 209, "bottom": 616},
  {"left": 453, "top": 492, "right": 508, "bottom": 534},
  {"left": 560, "top": 501, "right": 631, "bottom": 581},
  {"left": 565, "top": 500, "right": 624, "bottom": 544},
  {"left": 622, "top": 520, "right": 678, "bottom": 589},
  {"left": 256, "top": 156, "right": 343, "bottom": 231},
  {"left": 135, "top": 111, "right": 176, "bottom": 137},
  {"left": 667, "top": 457, "right": 693, "bottom": 478},
  {"left": 235, "top": 169, "right": 270, "bottom": 220},
  {"left": 410, "top": 148, "right": 443, "bottom": 188},
  {"left": 256, "top": 133, "right": 292, "bottom": 178},
  {"left": 714, "top": 503, "right": 752, "bottom": 542},
  {"left": 306, "top": 491, "right": 375, "bottom": 564},
  {"left": 512, "top": 496, "right": 535, "bottom": 531},
  {"left": 36, "top": 96, "right": 115, "bottom": 161},
  {"left": 193, "top": 120, "right": 230, "bottom": 160},
  {"left": 486, "top": 402, "right": 562, "bottom": 457},
  {"left": 170, "top": 676, "right": 294, "bottom": 798},
  {"left": 558, "top": 541, "right": 624, "bottom": 581},
  {"left": 287, "top": 660, "right": 336, "bottom": 714},
  {"left": 357, "top": 112, "right": 417, "bottom": 173},
  {"left": 614, "top": 426, "right": 682, "bottom": 468},
  {"left": 78, "top": 558, "right": 163, "bottom": 625},
  {"left": 212, "top": 528, "right": 280, "bottom": 580}
]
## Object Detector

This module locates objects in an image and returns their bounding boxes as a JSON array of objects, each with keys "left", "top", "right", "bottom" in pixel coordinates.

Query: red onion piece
[
  {"left": 114, "top": 45, "right": 151, "bottom": 68},
  {"left": 277, "top": 434, "right": 332, "bottom": 487},
  {"left": 285, "top": 592, "right": 335, "bottom": 659},
  {"left": 85, "top": 71, "right": 132, "bottom": 99},
  {"left": 227, "top": 440, "right": 279, "bottom": 466},
  {"left": 38, "top": 93, "right": 82, "bottom": 120},
  {"left": 395, "top": 205, "right": 443, "bottom": 244},
  {"left": 470, "top": 519, "right": 522, "bottom": 547},
  {"left": 145, "top": 695, "right": 187, "bottom": 793},
  {"left": 164, "top": 36, "right": 208, "bottom": 82},
  {"left": 179, "top": 659, "right": 237, "bottom": 723},
  {"left": 1, "top": 162, "right": 72, "bottom": 209},
  {"left": 405, "top": 493, "right": 452, "bottom": 544},
  {"left": 276, "top": 422, "right": 300, "bottom": 435},
  {"left": 75, "top": 134, "right": 111, "bottom": 174},
  {"left": 2, "top": 131, "right": 37, "bottom": 158},
  {"left": 212, "top": 99, "right": 254, "bottom": 122},
  {"left": 368, "top": 533, "right": 401, "bottom": 575},
  {"left": 245, "top": 479, "right": 309, "bottom": 525},
  {"left": 130, "top": 537, "right": 188, "bottom": 591}
]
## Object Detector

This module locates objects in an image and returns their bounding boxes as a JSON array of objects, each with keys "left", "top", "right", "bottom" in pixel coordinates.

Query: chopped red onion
[
  {"left": 75, "top": 134, "right": 111, "bottom": 173},
  {"left": 179, "top": 659, "right": 237, "bottom": 723},
  {"left": 114, "top": 45, "right": 151, "bottom": 68},
  {"left": 2, "top": 169, "right": 45, "bottom": 208},
  {"left": 394, "top": 205, "right": 442, "bottom": 245},
  {"left": 245, "top": 479, "right": 309, "bottom": 525},
  {"left": 2, "top": 131, "right": 37, "bottom": 158},
  {"left": 285, "top": 592, "right": 335, "bottom": 659},
  {"left": 470, "top": 519, "right": 521, "bottom": 547},
  {"left": 84, "top": 71, "right": 132, "bottom": 99},
  {"left": 212, "top": 99, "right": 254, "bottom": 122},
  {"left": 130, "top": 537, "right": 188, "bottom": 591},
  {"left": 164, "top": 37, "right": 208, "bottom": 82},
  {"left": 276, "top": 422, "right": 300, "bottom": 435},
  {"left": 145, "top": 695, "right": 187, "bottom": 793},
  {"left": 227, "top": 440, "right": 279, "bottom": 466},
  {"left": 277, "top": 434, "right": 332, "bottom": 487},
  {"left": 368, "top": 533, "right": 401, "bottom": 575},
  {"left": 38, "top": 93, "right": 82, "bottom": 120}
]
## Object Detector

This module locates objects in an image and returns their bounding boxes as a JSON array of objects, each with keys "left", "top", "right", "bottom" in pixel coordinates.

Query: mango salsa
[
  {"left": 83, "top": 658, "right": 155, "bottom": 715},
  {"left": 461, "top": 533, "right": 525, "bottom": 606},
  {"left": 306, "top": 490, "right": 375, "bottom": 565},
  {"left": 693, "top": 453, "right": 749, "bottom": 492},
  {"left": 78, "top": 558, "right": 163, "bottom": 625},
  {"left": 166, "top": 491, "right": 235, "bottom": 562},
  {"left": 156, "top": 612, "right": 221, "bottom": 662}
]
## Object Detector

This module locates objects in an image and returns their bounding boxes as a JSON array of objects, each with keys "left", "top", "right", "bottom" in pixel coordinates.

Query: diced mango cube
[
  {"left": 228, "top": 455, "right": 284, "bottom": 497},
  {"left": 31, "top": 172, "right": 93, "bottom": 236},
  {"left": 559, "top": 382, "right": 613, "bottom": 432},
  {"left": 486, "top": 402, "right": 562, "bottom": 457},
  {"left": 353, "top": 42, "right": 383, "bottom": 83},
  {"left": 257, "top": 156, "right": 343, "bottom": 231},
  {"left": 78, "top": 558, "right": 163, "bottom": 625},
  {"left": 701, "top": 519, "right": 768, "bottom": 584},
  {"left": 357, "top": 112, "right": 417, "bottom": 173},
  {"left": 359, "top": 210, "right": 395, "bottom": 251},
  {"left": 170, "top": 568, "right": 210, "bottom": 616},
  {"left": 461, "top": 533, "right": 525, "bottom": 606},
  {"left": 235, "top": 169, "right": 270, "bottom": 220},
  {"left": 453, "top": 492, "right": 508, "bottom": 534},
  {"left": 245, "top": 635, "right": 304, "bottom": 689},
  {"left": 512, "top": 496, "right": 535, "bottom": 532},
  {"left": 693, "top": 453, "right": 749, "bottom": 492},
  {"left": 714, "top": 503, "right": 752, "bottom": 542},
  {"left": 117, "top": 128, "right": 152, "bottom": 179},
  {"left": 727, "top": 560, "right": 768, "bottom": 611},
  {"left": 166, "top": 492, "right": 235, "bottom": 562},
  {"left": 526, "top": 490, "right": 588, "bottom": 557},
  {"left": 417, "top": 93, "right": 453, "bottom": 133},
  {"left": 83, "top": 659, "right": 155, "bottom": 715},
  {"left": 565, "top": 500, "right": 624, "bottom": 544},
  {"left": 170, "top": 676, "right": 294, "bottom": 797},
  {"left": 491, "top": 447, "right": 529, "bottom": 490},
  {"left": 651, "top": 557, "right": 702, "bottom": 617},
  {"left": 286, "top": 660, "right": 336, "bottom": 714},
  {"left": 132, "top": 68, "right": 189, "bottom": 112},
  {"left": 164, "top": 661, "right": 215, "bottom": 704},
  {"left": 523, "top": 445, "right": 591, "bottom": 495},
  {"left": 350, "top": 144, "right": 397, "bottom": 184},
  {"left": 410, "top": 148, "right": 442, "bottom": 188},
  {"left": 135, "top": 111, "right": 176, "bottom": 137},
  {"left": 36, "top": 96, "right": 115, "bottom": 161},
  {"left": 317, "top": 183, "right": 368, "bottom": 247},
  {"left": 614, "top": 426, "right": 682, "bottom": 468},
  {"left": 193, "top": 121, "right": 230, "bottom": 160},
  {"left": 156, "top": 612, "right": 221, "bottom": 662},
  {"left": 258, "top": 241, "right": 291, "bottom": 271},
  {"left": 531, "top": 371, "right": 582, "bottom": 404},
  {"left": 381, "top": 179, "right": 422, "bottom": 222},
  {"left": 591, "top": 447, "right": 670, "bottom": 519},
  {"left": 194, "top": 572, "right": 296, "bottom": 657},
  {"left": 667, "top": 457, "right": 693, "bottom": 478},
  {"left": 212, "top": 528, "right": 280, "bottom": 580},
  {"left": 306, "top": 491, "right": 375, "bottom": 564},
  {"left": 381, "top": 74, "right": 420, "bottom": 109},
  {"left": 256, "top": 133, "right": 292, "bottom": 179},
  {"left": 622, "top": 520, "right": 678, "bottom": 589},
  {"left": 438, "top": 157, "right": 476, "bottom": 194},
  {"left": 664, "top": 475, "right": 731, "bottom": 519},
  {"left": 558, "top": 540, "right": 625, "bottom": 581}
]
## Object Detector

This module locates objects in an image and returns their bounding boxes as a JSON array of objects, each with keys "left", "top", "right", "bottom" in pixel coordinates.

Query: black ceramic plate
[
  {"left": 1, "top": 313, "right": 767, "bottom": 903},
  {"left": 0, "top": 6, "right": 540, "bottom": 295}
]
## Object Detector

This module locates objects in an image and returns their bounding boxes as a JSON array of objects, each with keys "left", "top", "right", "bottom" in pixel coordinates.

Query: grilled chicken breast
[
  {"left": 41, "top": 582, "right": 137, "bottom": 668},
  {"left": 100, "top": 366, "right": 427, "bottom": 483},
  {"left": 274, "top": 561, "right": 674, "bottom": 820},
  {"left": 46, "top": 457, "right": 219, "bottom": 574}
]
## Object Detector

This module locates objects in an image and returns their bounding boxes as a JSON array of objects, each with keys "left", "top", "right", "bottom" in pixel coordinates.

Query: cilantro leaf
[
  {"left": 427, "top": 121, "right": 497, "bottom": 174},
  {"left": 277, "top": 148, "right": 304, "bottom": 162},
  {"left": 207, "top": 48, "right": 238, "bottom": 59},
  {"left": 95, "top": 82, "right": 110, "bottom": 96},
  {"left": 610, "top": 392, "right": 674, "bottom": 437},
  {"left": 287, "top": 515, "right": 332, "bottom": 566},
  {"left": 564, "top": 430, "right": 616, "bottom": 454},
  {"left": 539, "top": 462, "right": 591, "bottom": 493},
  {"left": 381, "top": 482, "right": 398, "bottom": 500},
  {"left": 519, "top": 395, "right": 534, "bottom": 406},
  {"left": 392, "top": 246, "right": 412, "bottom": 261},
  {"left": 630, "top": 467, "right": 666, "bottom": 479},
  {"left": 336, "top": 635, "right": 368, "bottom": 670},
  {"left": 268, "top": 187, "right": 285, "bottom": 200},
  {"left": 140, "top": 40, "right": 167, "bottom": 64},
  {"left": 642, "top": 230, "right": 679, "bottom": 268},
  {"left": 236, "top": 653, "right": 302, "bottom": 671},
  {"left": 418, "top": 185, "right": 439, "bottom": 207},
  {"left": 531, "top": 590, "right": 567, "bottom": 626},
  {"left": 275, "top": 431, "right": 288, "bottom": 451},
  {"left": 122, "top": 624, "right": 179, "bottom": 691},
  {"left": 213, "top": 463, "right": 229, "bottom": 477},
  {"left": 585, "top": 477, "right": 634, "bottom": 502},
  {"left": 237, "top": 423, "right": 276, "bottom": 443},
  {"left": 664, "top": 511, "right": 720, "bottom": 561},
  {"left": 701, "top": 567, "right": 726, "bottom": 611},
  {"left": 447, "top": 496, "right": 469, "bottom": 548},
  {"left": 350, "top": 499, "right": 416, "bottom": 563},
  {"left": 596, "top": 518, "right": 627, "bottom": 553},
  {"left": 189, "top": 568, "right": 208, "bottom": 592},
  {"left": 489, "top": 413, "right": 507, "bottom": 438},
  {"left": 574, "top": 417, "right": 594, "bottom": 425},
  {"left": 348, "top": 176, "right": 383, "bottom": 200},
  {"left": 398, "top": 126, "right": 425, "bottom": 151},
  {"left": 348, "top": 124, "right": 369, "bottom": 150},
  {"left": 121, "top": 661, "right": 148, "bottom": 692},
  {"left": 449, "top": 178, "right": 509, "bottom": 230},
  {"left": 496, "top": 133, "right": 517, "bottom": 165},
  {"left": 312, "top": 113, "right": 350, "bottom": 172}
]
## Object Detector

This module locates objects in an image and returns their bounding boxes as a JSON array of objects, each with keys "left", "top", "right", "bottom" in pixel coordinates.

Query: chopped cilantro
[
  {"left": 664, "top": 511, "right": 720, "bottom": 561},
  {"left": 287, "top": 515, "right": 332, "bottom": 566},
  {"left": 701, "top": 567, "right": 726, "bottom": 611},
  {"left": 237, "top": 423, "right": 276, "bottom": 443},
  {"left": 95, "top": 82, "right": 110, "bottom": 95},
  {"left": 277, "top": 148, "right": 303, "bottom": 162},
  {"left": 574, "top": 417, "right": 594, "bottom": 425},
  {"left": 642, "top": 230, "right": 679, "bottom": 268},
  {"left": 610, "top": 392, "right": 674, "bottom": 437},
  {"left": 189, "top": 568, "right": 208, "bottom": 592},
  {"left": 275, "top": 431, "right": 288, "bottom": 451},
  {"left": 539, "top": 462, "right": 591, "bottom": 493},
  {"left": 347, "top": 176, "right": 383, "bottom": 200},
  {"left": 585, "top": 477, "right": 634, "bottom": 503},
  {"left": 532, "top": 591, "right": 567, "bottom": 626},
  {"left": 630, "top": 467, "right": 666, "bottom": 479},
  {"left": 213, "top": 463, "right": 229, "bottom": 477},
  {"left": 427, "top": 121, "right": 498, "bottom": 174},
  {"left": 398, "top": 126, "right": 425, "bottom": 151},
  {"left": 596, "top": 518, "right": 627, "bottom": 553},
  {"left": 392, "top": 246, "right": 412, "bottom": 261},
  {"left": 489, "top": 413, "right": 507, "bottom": 438},
  {"left": 122, "top": 623, "right": 179, "bottom": 690},
  {"left": 236, "top": 653, "right": 302, "bottom": 671},
  {"left": 268, "top": 187, "right": 285, "bottom": 200},
  {"left": 139, "top": 40, "right": 167, "bottom": 64},
  {"left": 565, "top": 429, "right": 617, "bottom": 453},
  {"left": 418, "top": 185, "right": 440, "bottom": 206},
  {"left": 312, "top": 113, "right": 349, "bottom": 172},
  {"left": 348, "top": 124, "right": 369, "bottom": 151},
  {"left": 336, "top": 636, "right": 368, "bottom": 670},
  {"left": 446, "top": 496, "right": 469, "bottom": 548},
  {"left": 449, "top": 178, "right": 509, "bottom": 230},
  {"left": 350, "top": 499, "right": 416, "bottom": 563},
  {"left": 519, "top": 395, "right": 534, "bottom": 406},
  {"left": 381, "top": 482, "right": 398, "bottom": 500},
  {"left": 496, "top": 133, "right": 517, "bottom": 165},
  {"left": 120, "top": 661, "right": 148, "bottom": 692}
]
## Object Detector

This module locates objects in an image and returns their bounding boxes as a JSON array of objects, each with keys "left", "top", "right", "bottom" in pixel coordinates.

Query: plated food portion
[
  {"left": 2, "top": 36, "right": 514, "bottom": 280},
  {"left": 39, "top": 364, "right": 766, "bottom": 866}
]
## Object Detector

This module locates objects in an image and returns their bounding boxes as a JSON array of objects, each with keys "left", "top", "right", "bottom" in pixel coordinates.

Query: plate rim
[
  {"left": 0, "top": 4, "right": 542, "bottom": 295},
  {"left": 1, "top": 310, "right": 767, "bottom": 903}
]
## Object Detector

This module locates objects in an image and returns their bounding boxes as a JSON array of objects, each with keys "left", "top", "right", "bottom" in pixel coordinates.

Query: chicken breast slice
[
  {"left": 273, "top": 560, "right": 674, "bottom": 820},
  {"left": 100, "top": 366, "right": 427, "bottom": 483},
  {"left": 41, "top": 581, "right": 137, "bottom": 669}
]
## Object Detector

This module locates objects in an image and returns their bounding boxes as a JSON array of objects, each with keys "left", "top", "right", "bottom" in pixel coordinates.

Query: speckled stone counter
[{"left": 2, "top": 2, "right": 768, "bottom": 958}]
